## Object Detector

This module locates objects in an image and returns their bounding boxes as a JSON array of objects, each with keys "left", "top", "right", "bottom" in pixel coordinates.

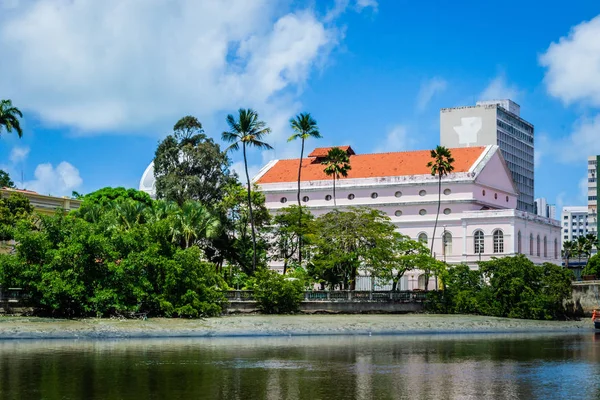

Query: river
[{"left": 0, "top": 333, "right": 598, "bottom": 399}]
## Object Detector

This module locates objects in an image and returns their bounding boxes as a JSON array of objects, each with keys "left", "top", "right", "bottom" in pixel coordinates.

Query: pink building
[{"left": 254, "top": 145, "right": 560, "bottom": 290}]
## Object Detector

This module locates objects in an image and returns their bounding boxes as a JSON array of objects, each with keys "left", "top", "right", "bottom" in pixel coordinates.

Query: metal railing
[{"left": 225, "top": 290, "right": 427, "bottom": 303}]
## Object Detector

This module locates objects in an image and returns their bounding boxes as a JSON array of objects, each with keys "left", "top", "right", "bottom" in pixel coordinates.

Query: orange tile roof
[
  {"left": 256, "top": 146, "right": 486, "bottom": 184},
  {"left": 308, "top": 145, "right": 355, "bottom": 158}
]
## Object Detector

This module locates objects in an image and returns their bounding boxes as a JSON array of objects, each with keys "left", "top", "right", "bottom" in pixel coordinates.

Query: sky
[{"left": 0, "top": 0, "right": 599, "bottom": 212}]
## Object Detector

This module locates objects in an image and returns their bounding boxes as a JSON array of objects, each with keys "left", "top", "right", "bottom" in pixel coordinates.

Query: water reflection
[{"left": 0, "top": 334, "right": 598, "bottom": 399}]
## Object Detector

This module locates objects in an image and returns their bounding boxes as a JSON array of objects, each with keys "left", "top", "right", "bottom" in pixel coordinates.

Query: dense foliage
[
  {"left": 0, "top": 169, "right": 15, "bottom": 188},
  {"left": 0, "top": 192, "right": 34, "bottom": 241},
  {"left": 0, "top": 200, "right": 226, "bottom": 317},
  {"left": 428, "top": 255, "right": 573, "bottom": 320},
  {"left": 253, "top": 269, "right": 304, "bottom": 314},
  {"left": 582, "top": 254, "right": 600, "bottom": 278}
]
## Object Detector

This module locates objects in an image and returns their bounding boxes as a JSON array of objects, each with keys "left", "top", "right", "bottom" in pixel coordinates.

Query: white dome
[{"left": 139, "top": 162, "right": 156, "bottom": 198}]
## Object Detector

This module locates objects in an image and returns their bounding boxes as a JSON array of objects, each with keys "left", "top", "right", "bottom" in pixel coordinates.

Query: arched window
[
  {"left": 530, "top": 234, "right": 534, "bottom": 255},
  {"left": 474, "top": 230, "right": 484, "bottom": 254},
  {"left": 543, "top": 236, "right": 548, "bottom": 258},
  {"left": 417, "top": 274, "right": 427, "bottom": 290},
  {"left": 554, "top": 238, "right": 558, "bottom": 259},
  {"left": 493, "top": 230, "right": 504, "bottom": 253},
  {"left": 418, "top": 233, "right": 428, "bottom": 244},
  {"left": 517, "top": 231, "right": 522, "bottom": 254},
  {"left": 443, "top": 232, "right": 452, "bottom": 256},
  {"left": 537, "top": 235, "right": 541, "bottom": 256}
]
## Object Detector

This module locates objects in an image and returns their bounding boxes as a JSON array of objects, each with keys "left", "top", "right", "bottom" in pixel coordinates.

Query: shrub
[{"left": 253, "top": 269, "right": 304, "bottom": 314}]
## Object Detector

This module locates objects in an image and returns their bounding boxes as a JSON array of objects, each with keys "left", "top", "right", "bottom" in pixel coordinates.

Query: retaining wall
[
  {"left": 225, "top": 301, "right": 424, "bottom": 314},
  {"left": 569, "top": 281, "right": 600, "bottom": 316}
]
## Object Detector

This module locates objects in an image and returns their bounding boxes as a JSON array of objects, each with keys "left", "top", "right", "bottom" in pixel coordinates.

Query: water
[{"left": 0, "top": 333, "right": 599, "bottom": 399}]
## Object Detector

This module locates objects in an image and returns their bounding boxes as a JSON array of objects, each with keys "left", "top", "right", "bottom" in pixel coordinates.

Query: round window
[
  {"left": 444, "top": 188, "right": 451, "bottom": 195},
  {"left": 302, "top": 196, "right": 309, "bottom": 202},
  {"left": 419, "top": 190, "right": 427, "bottom": 196},
  {"left": 419, "top": 209, "right": 427, "bottom": 216},
  {"left": 371, "top": 192, "right": 378, "bottom": 199},
  {"left": 394, "top": 210, "right": 402, "bottom": 217},
  {"left": 443, "top": 208, "right": 451, "bottom": 215},
  {"left": 325, "top": 194, "right": 332, "bottom": 201},
  {"left": 348, "top": 194, "right": 355, "bottom": 200},
  {"left": 395, "top": 191, "right": 402, "bottom": 198},
  {"left": 280, "top": 197, "right": 287, "bottom": 203}
]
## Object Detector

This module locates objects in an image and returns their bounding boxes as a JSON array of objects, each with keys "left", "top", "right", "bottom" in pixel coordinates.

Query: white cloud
[
  {"left": 355, "top": 0, "right": 378, "bottom": 12},
  {"left": 540, "top": 15, "right": 600, "bottom": 107},
  {"left": 0, "top": 0, "right": 367, "bottom": 135},
  {"left": 23, "top": 162, "right": 83, "bottom": 196},
  {"left": 579, "top": 176, "right": 588, "bottom": 204},
  {"left": 325, "top": 0, "right": 377, "bottom": 22},
  {"left": 373, "top": 125, "right": 415, "bottom": 153},
  {"left": 549, "top": 114, "right": 600, "bottom": 164},
  {"left": 416, "top": 77, "right": 447, "bottom": 112},
  {"left": 479, "top": 75, "right": 519, "bottom": 102},
  {"left": 9, "top": 146, "right": 29, "bottom": 163}
]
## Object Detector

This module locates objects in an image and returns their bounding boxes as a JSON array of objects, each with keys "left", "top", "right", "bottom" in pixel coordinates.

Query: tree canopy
[{"left": 0, "top": 170, "right": 15, "bottom": 188}]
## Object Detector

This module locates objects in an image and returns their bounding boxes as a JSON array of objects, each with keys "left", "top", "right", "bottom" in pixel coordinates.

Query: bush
[{"left": 253, "top": 269, "right": 304, "bottom": 314}]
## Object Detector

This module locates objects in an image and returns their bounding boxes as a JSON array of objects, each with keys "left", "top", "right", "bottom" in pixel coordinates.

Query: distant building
[
  {"left": 440, "top": 99, "right": 535, "bottom": 213},
  {"left": 589, "top": 155, "right": 598, "bottom": 236},
  {"left": 0, "top": 188, "right": 81, "bottom": 215},
  {"left": 561, "top": 206, "right": 590, "bottom": 244},
  {"left": 254, "top": 144, "right": 560, "bottom": 289},
  {"left": 534, "top": 197, "right": 556, "bottom": 220}
]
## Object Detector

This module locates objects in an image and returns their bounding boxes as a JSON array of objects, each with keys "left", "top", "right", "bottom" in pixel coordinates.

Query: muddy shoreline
[{"left": 0, "top": 314, "right": 592, "bottom": 340}]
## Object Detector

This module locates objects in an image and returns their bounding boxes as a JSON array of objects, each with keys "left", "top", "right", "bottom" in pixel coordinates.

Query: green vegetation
[
  {"left": 0, "top": 170, "right": 15, "bottom": 188},
  {"left": 563, "top": 234, "right": 598, "bottom": 272},
  {"left": 428, "top": 255, "right": 573, "bottom": 320},
  {"left": 0, "top": 99, "right": 23, "bottom": 139},
  {"left": 322, "top": 147, "right": 351, "bottom": 207},
  {"left": 253, "top": 269, "right": 304, "bottom": 314}
]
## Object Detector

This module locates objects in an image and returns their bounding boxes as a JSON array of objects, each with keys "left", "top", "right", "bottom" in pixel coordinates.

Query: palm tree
[
  {"left": 575, "top": 235, "right": 589, "bottom": 267},
  {"left": 427, "top": 146, "right": 455, "bottom": 257},
  {"left": 288, "top": 113, "right": 321, "bottom": 268},
  {"left": 562, "top": 240, "right": 574, "bottom": 269},
  {"left": 222, "top": 109, "right": 273, "bottom": 271},
  {"left": 171, "top": 201, "right": 220, "bottom": 249},
  {"left": 322, "top": 147, "right": 351, "bottom": 207},
  {"left": 0, "top": 100, "right": 23, "bottom": 138}
]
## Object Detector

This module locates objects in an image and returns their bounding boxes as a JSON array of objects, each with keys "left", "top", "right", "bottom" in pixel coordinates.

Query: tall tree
[
  {"left": 426, "top": 146, "right": 455, "bottom": 257},
  {"left": 222, "top": 109, "right": 273, "bottom": 272},
  {"left": 154, "top": 116, "right": 232, "bottom": 207},
  {"left": 562, "top": 240, "right": 574, "bottom": 270},
  {"left": 171, "top": 201, "right": 221, "bottom": 249},
  {"left": 0, "top": 169, "right": 15, "bottom": 188},
  {"left": 322, "top": 147, "right": 351, "bottom": 207},
  {"left": 0, "top": 100, "right": 23, "bottom": 139},
  {"left": 288, "top": 113, "right": 321, "bottom": 267}
]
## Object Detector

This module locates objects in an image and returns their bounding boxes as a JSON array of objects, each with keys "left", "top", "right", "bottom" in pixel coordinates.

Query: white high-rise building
[
  {"left": 534, "top": 197, "right": 556, "bottom": 220},
  {"left": 440, "top": 99, "right": 535, "bottom": 213},
  {"left": 561, "top": 206, "right": 590, "bottom": 244},
  {"left": 548, "top": 205, "right": 556, "bottom": 220},
  {"left": 589, "top": 156, "right": 598, "bottom": 236}
]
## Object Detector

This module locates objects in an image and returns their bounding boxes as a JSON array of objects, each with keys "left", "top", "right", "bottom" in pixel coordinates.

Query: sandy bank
[{"left": 0, "top": 315, "right": 592, "bottom": 339}]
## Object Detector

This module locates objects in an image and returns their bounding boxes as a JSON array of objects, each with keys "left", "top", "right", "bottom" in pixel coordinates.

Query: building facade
[
  {"left": 561, "top": 206, "right": 590, "bottom": 244},
  {"left": 589, "top": 155, "right": 598, "bottom": 236},
  {"left": 534, "top": 197, "right": 556, "bottom": 220},
  {"left": 0, "top": 188, "right": 81, "bottom": 215},
  {"left": 440, "top": 99, "right": 535, "bottom": 213},
  {"left": 254, "top": 145, "right": 560, "bottom": 290}
]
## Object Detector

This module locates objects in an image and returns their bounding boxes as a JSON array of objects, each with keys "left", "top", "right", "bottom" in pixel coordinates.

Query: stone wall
[
  {"left": 224, "top": 301, "right": 424, "bottom": 314},
  {"left": 568, "top": 281, "right": 600, "bottom": 316}
]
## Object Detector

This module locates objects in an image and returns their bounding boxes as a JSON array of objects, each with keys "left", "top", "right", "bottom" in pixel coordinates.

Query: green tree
[
  {"left": 269, "top": 205, "right": 315, "bottom": 274},
  {"left": 376, "top": 234, "right": 432, "bottom": 292},
  {"left": 222, "top": 109, "right": 273, "bottom": 272},
  {"left": 426, "top": 146, "right": 454, "bottom": 291},
  {"left": 311, "top": 207, "right": 399, "bottom": 290},
  {"left": 582, "top": 254, "right": 600, "bottom": 277},
  {"left": 288, "top": 113, "right": 321, "bottom": 267},
  {"left": 322, "top": 147, "right": 351, "bottom": 207},
  {"left": 154, "top": 115, "right": 232, "bottom": 207},
  {"left": 0, "top": 192, "right": 35, "bottom": 240},
  {"left": 562, "top": 240, "right": 575, "bottom": 269},
  {"left": 253, "top": 269, "right": 304, "bottom": 314},
  {"left": 0, "top": 170, "right": 15, "bottom": 188},
  {"left": 170, "top": 201, "right": 220, "bottom": 249},
  {"left": 0, "top": 99, "right": 23, "bottom": 138}
]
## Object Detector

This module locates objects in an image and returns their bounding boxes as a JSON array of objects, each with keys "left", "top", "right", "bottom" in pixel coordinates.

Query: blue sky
[{"left": 0, "top": 0, "right": 599, "bottom": 211}]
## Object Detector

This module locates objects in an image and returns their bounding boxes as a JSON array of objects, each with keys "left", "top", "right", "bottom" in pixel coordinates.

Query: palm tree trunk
[
  {"left": 297, "top": 139, "right": 305, "bottom": 268},
  {"left": 243, "top": 144, "right": 257, "bottom": 272},
  {"left": 333, "top": 174, "right": 337, "bottom": 207},
  {"left": 428, "top": 174, "right": 443, "bottom": 291}
]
